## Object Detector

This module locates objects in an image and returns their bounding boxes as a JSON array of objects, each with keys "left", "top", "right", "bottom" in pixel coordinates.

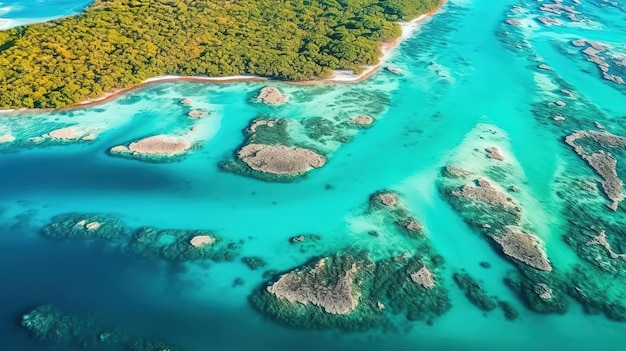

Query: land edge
[{"left": 0, "top": 0, "right": 447, "bottom": 114}]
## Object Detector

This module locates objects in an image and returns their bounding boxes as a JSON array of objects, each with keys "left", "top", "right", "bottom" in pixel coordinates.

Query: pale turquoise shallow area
[
  {"left": 1, "top": 0, "right": 626, "bottom": 350},
  {"left": 0, "top": 0, "right": 91, "bottom": 29}
]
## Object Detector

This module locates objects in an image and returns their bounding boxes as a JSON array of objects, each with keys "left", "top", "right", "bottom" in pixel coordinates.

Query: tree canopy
[{"left": 0, "top": 0, "right": 440, "bottom": 108}]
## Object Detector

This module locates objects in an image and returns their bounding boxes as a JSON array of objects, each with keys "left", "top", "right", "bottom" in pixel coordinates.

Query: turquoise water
[
  {"left": 0, "top": 0, "right": 91, "bottom": 29},
  {"left": 1, "top": 0, "right": 626, "bottom": 350}
]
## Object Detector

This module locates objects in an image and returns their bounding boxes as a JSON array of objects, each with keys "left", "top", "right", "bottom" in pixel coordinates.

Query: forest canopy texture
[{"left": 0, "top": 0, "right": 440, "bottom": 108}]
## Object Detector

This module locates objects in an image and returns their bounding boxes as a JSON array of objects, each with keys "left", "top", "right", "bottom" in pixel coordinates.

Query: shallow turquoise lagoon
[
  {"left": 1, "top": 0, "right": 626, "bottom": 350},
  {"left": 0, "top": 0, "right": 91, "bottom": 28}
]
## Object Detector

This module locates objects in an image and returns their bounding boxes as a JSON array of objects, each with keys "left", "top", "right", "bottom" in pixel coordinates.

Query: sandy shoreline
[{"left": 0, "top": 0, "right": 447, "bottom": 114}]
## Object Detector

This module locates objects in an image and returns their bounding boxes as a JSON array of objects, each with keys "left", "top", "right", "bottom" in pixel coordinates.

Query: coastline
[{"left": 0, "top": 0, "right": 447, "bottom": 114}]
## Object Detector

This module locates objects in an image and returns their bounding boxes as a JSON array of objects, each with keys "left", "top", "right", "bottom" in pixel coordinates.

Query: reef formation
[
  {"left": 251, "top": 251, "right": 450, "bottom": 330},
  {"left": 40, "top": 213, "right": 238, "bottom": 262},
  {"left": 22, "top": 305, "right": 178, "bottom": 351}
]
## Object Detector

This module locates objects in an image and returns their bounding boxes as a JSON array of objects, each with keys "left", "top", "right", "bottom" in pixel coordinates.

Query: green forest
[{"left": 0, "top": 0, "right": 440, "bottom": 108}]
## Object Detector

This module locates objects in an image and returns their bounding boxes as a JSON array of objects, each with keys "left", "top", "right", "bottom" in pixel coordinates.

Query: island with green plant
[{"left": 0, "top": 0, "right": 441, "bottom": 109}]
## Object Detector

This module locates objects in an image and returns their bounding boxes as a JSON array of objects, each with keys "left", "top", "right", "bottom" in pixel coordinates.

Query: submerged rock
[
  {"left": 534, "top": 283, "right": 553, "bottom": 301},
  {"left": 242, "top": 256, "right": 267, "bottom": 270},
  {"left": 248, "top": 119, "right": 275, "bottom": 133},
  {"left": 493, "top": 227, "right": 552, "bottom": 271},
  {"left": 22, "top": 305, "right": 178, "bottom": 351},
  {"left": 257, "top": 86, "right": 288, "bottom": 105},
  {"left": 237, "top": 143, "right": 326, "bottom": 176},
  {"left": 504, "top": 18, "right": 523, "bottom": 26},
  {"left": 386, "top": 66, "right": 403, "bottom": 74},
  {"left": 486, "top": 146, "right": 505, "bottom": 161},
  {"left": 129, "top": 227, "right": 234, "bottom": 261},
  {"left": 453, "top": 272, "right": 497, "bottom": 312},
  {"left": 587, "top": 230, "right": 626, "bottom": 260},
  {"left": 187, "top": 109, "right": 208, "bottom": 118},
  {"left": 41, "top": 213, "right": 127, "bottom": 240}
]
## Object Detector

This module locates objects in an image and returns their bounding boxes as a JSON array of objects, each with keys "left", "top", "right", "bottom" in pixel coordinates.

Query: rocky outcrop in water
[
  {"left": 493, "top": 227, "right": 552, "bottom": 271},
  {"left": 257, "top": 86, "right": 288, "bottom": 105},
  {"left": 109, "top": 134, "right": 196, "bottom": 163},
  {"left": 187, "top": 109, "right": 208, "bottom": 118},
  {"left": 237, "top": 144, "right": 327, "bottom": 176},
  {"left": 410, "top": 266, "right": 435, "bottom": 289},
  {"left": 251, "top": 251, "right": 451, "bottom": 330},
  {"left": 351, "top": 115, "right": 374, "bottom": 126},
  {"left": 267, "top": 258, "right": 359, "bottom": 314},
  {"left": 565, "top": 130, "right": 626, "bottom": 210}
]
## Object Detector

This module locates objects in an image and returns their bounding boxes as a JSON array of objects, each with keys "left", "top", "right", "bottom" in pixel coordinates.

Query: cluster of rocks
[
  {"left": 587, "top": 230, "right": 626, "bottom": 260},
  {"left": 504, "top": 18, "right": 523, "bottom": 26},
  {"left": 129, "top": 227, "right": 235, "bottom": 262},
  {"left": 368, "top": 190, "right": 425, "bottom": 238},
  {"left": 41, "top": 213, "right": 237, "bottom": 262},
  {"left": 248, "top": 119, "right": 275, "bottom": 133},
  {"left": 256, "top": 86, "right": 288, "bottom": 105},
  {"left": 29, "top": 126, "right": 98, "bottom": 144},
  {"left": 539, "top": 2, "right": 579, "bottom": 15},
  {"left": 451, "top": 178, "right": 517, "bottom": 208},
  {"left": 573, "top": 39, "right": 625, "bottom": 85},
  {"left": 537, "top": 17, "right": 561, "bottom": 26},
  {"left": 41, "top": 213, "right": 127, "bottom": 240},
  {"left": 386, "top": 66, "right": 402, "bottom": 74}
]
